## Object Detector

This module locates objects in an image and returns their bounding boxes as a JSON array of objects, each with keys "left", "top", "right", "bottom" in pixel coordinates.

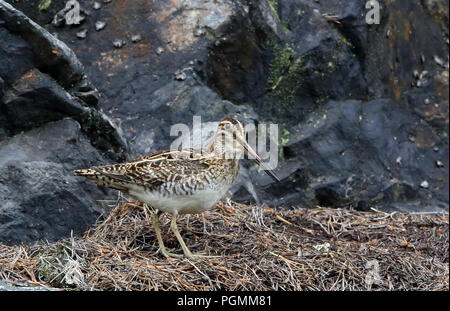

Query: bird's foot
[
  {"left": 183, "top": 250, "right": 221, "bottom": 259},
  {"left": 159, "top": 248, "right": 220, "bottom": 259},
  {"left": 158, "top": 247, "right": 183, "bottom": 259}
]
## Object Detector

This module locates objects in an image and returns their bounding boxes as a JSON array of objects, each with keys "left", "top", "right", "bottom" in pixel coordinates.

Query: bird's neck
[{"left": 207, "top": 134, "right": 244, "bottom": 161}]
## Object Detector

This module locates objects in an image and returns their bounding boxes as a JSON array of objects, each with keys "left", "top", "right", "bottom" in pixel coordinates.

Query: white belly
[{"left": 129, "top": 186, "right": 229, "bottom": 215}]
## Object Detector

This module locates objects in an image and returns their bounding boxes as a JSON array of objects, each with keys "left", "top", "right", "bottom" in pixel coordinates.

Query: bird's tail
[{"left": 74, "top": 168, "right": 129, "bottom": 192}]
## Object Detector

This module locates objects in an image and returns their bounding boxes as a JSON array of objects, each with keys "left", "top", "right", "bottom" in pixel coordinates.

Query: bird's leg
[
  {"left": 151, "top": 211, "right": 182, "bottom": 258},
  {"left": 170, "top": 214, "right": 220, "bottom": 259},
  {"left": 169, "top": 214, "right": 194, "bottom": 258}
]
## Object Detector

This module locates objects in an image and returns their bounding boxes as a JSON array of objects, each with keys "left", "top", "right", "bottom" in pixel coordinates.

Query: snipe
[{"left": 75, "top": 118, "right": 279, "bottom": 258}]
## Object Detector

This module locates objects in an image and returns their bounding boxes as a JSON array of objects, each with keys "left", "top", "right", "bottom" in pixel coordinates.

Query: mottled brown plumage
[
  {"left": 75, "top": 149, "right": 239, "bottom": 197},
  {"left": 75, "top": 118, "right": 278, "bottom": 258}
]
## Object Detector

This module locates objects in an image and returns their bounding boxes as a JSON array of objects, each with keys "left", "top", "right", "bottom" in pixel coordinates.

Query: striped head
[
  {"left": 212, "top": 118, "right": 246, "bottom": 159},
  {"left": 212, "top": 118, "right": 280, "bottom": 182}
]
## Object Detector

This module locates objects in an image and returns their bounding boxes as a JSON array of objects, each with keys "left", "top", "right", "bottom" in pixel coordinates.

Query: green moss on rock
[
  {"left": 267, "top": 42, "right": 304, "bottom": 109},
  {"left": 267, "top": 0, "right": 278, "bottom": 12},
  {"left": 38, "top": 0, "right": 52, "bottom": 11}
]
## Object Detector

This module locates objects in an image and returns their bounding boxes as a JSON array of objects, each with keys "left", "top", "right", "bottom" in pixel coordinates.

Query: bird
[{"left": 74, "top": 118, "right": 280, "bottom": 259}]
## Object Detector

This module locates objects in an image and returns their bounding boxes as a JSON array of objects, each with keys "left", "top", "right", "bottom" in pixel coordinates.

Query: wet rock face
[
  {"left": 245, "top": 99, "right": 448, "bottom": 213},
  {"left": 0, "top": 1, "right": 127, "bottom": 244},
  {"left": 0, "top": 119, "right": 112, "bottom": 244},
  {"left": 0, "top": 0, "right": 448, "bottom": 244},
  {"left": 204, "top": 0, "right": 448, "bottom": 212},
  {"left": 1, "top": 68, "right": 86, "bottom": 134}
]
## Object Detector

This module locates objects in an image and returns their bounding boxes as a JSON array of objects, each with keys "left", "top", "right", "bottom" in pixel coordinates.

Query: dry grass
[{"left": 0, "top": 197, "right": 448, "bottom": 291}]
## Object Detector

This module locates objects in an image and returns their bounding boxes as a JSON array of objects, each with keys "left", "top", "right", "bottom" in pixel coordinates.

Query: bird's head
[{"left": 212, "top": 118, "right": 280, "bottom": 182}]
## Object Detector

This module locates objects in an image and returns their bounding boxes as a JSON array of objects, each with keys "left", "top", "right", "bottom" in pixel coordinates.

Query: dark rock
[
  {"left": 238, "top": 98, "right": 448, "bottom": 212},
  {"left": 0, "top": 119, "right": 112, "bottom": 245},
  {"left": 205, "top": 0, "right": 367, "bottom": 123},
  {"left": 77, "top": 79, "right": 94, "bottom": 93},
  {"left": 72, "top": 90, "right": 99, "bottom": 107},
  {"left": 75, "top": 108, "right": 128, "bottom": 162},
  {"left": 0, "top": 27, "right": 35, "bottom": 85},
  {"left": 0, "top": 0, "right": 128, "bottom": 245},
  {"left": 248, "top": 0, "right": 286, "bottom": 42},
  {"left": 115, "top": 75, "right": 258, "bottom": 156},
  {"left": 0, "top": 1, "right": 84, "bottom": 88},
  {"left": 423, "top": 0, "right": 449, "bottom": 32},
  {"left": 0, "top": 76, "right": 4, "bottom": 100},
  {"left": 1, "top": 68, "right": 86, "bottom": 134}
]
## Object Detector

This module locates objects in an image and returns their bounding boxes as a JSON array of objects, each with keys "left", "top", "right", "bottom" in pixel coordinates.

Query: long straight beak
[{"left": 236, "top": 134, "right": 281, "bottom": 182}]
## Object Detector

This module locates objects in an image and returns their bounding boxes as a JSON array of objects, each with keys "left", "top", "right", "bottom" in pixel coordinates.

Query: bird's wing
[{"left": 92, "top": 149, "right": 211, "bottom": 190}]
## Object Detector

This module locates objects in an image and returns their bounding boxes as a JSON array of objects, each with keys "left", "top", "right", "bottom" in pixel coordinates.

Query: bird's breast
[{"left": 128, "top": 184, "right": 230, "bottom": 215}]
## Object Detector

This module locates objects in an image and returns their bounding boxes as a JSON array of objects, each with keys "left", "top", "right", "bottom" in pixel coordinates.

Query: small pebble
[
  {"left": 93, "top": 2, "right": 102, "bottom": 10},
  {"left": 193, "top": 27, "right": 206, "bottom": 37},
  {"left": 420, "top": 181, "right": 429, "bottom": 189},
  {"left": 436, "top": 160, "right": 444, "bottom": 168},
  {"left": 113, "top": 39, "right": 125, "bottom": 48},
  {"left": 76, "top": 29, "right": 88, "bottom": 39},
  {"left": 434, "top": 55, "right": 445, "bottom": 67},
  {"left": 424, "top": 98, "right": 430, "bottom": 105},
  {"left": 396, "top": 156, "right": 402, "bottom": 165},
  {"left": 174, "top": 70, "right": 187, "bottom": 81},
  {"left": 155, "top": 46, "right": 164, "bottom": 55},
  {"left": 95, "top": 21, "right": 106, "bottom": 31},
  {"left": 131, "top": 34, "right": 142, "bottom": 43},
  {"left": 433, "top": 146, "right": 439, "bottom": 152},
  {"left": 386, "top": 28, "right": 391, "bottom": 38}
]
